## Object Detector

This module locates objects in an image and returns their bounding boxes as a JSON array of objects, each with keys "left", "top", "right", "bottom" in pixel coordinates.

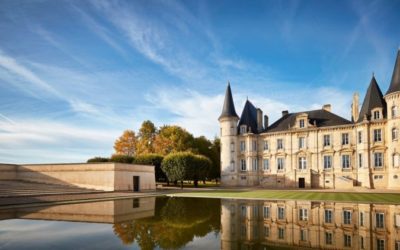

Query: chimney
[
  {"left": 257, "top": 108, "right": 263, "bottom": 132},
  {"left": 282, "top": 110, "right": 289, "bottom": 117},
  {"left": 264, "top": 115, "right": 269, "bottom": 129},
  {"left": 351, "top": 92, "right": 359, "bottom": 122},
  {"left": 322, "top": 104, "right": 331, "bottom": 112}
]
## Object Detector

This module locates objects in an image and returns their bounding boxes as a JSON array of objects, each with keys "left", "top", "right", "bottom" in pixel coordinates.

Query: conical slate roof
[
  {"left": 386, "top": 49, "right": 400, "bottom": 95},
  {"left": 238, "top": 100, "right": 258, "bottom": 133},
  {"left": 219, "top": 83, "right": 239, "bottom": 120},
  {"left": 357, "top": 76, "right": 386, "bottom": 122}
]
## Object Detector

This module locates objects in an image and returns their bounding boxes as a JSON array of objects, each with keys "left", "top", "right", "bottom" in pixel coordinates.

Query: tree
[
  {"left": 136, "top": 120, "right": 157, "bottom": 155},
  {"left": 114, "top": 130, "right": 137, "bottom": 156},
  {"left": 161, "top": 152, "right": 212, "bottom": 188},
  {"left": 153, "top": 125, "right": 194, "bottom": 155},
  {"left": 192, "top": 136, "right": 221, "bottom": 182},
  {"left": 133, "top": 154, "right": 166, "bottom": 182}
]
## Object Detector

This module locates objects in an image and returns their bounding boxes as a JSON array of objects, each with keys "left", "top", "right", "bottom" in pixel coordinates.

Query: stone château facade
[{"left": 219, "top": 50, "right": 400, "bottom": 189}]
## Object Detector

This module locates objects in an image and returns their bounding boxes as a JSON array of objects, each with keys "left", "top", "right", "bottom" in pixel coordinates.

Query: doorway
[
  {"left": 299, "top": 178, "right": 305, "bottom": 188},
  {"left": 133, "top": 176, "right": 140, "bottom": 192}
]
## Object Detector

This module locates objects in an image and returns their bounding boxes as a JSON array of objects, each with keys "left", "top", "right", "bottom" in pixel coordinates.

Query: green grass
[{"left": 169, "top": 189, "right": 400, "bottom": 204}]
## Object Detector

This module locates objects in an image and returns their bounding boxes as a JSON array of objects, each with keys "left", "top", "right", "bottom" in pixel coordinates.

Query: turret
[{"left": 219, "top": 82, "right": 239, "bottom": 186}]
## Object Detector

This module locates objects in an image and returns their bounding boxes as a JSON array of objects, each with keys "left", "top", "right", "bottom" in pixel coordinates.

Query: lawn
[{"left": 169, "top": 189, "right": 400, "bottom": 204}]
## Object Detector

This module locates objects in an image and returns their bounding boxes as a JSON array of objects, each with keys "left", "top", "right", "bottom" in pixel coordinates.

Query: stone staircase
[{"left": 0, "top": 180, "right": 104, "bottom": 198}]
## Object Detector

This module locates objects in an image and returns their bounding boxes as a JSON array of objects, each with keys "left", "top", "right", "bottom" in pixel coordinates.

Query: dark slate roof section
[
  {"left": 266, "top": 109, "right": 352, "bottom": 133},
  {"left": 357, "top": 76, "right": 387, "bottom": 122},
  {"left": 219, "top": 83, "right": 239, "bottom": 120},
  {"left": 238, "top": 100, "right": 258, "bottom": 133},
  {"left": 386, "top": 49, "right": 400, "bottom": 95}
]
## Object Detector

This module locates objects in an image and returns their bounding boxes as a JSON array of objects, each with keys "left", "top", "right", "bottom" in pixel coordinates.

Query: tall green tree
[
  {"left": 153, "top": 125, "right": 194, "bottom": 155},
  {"left": 136, "top": 120, "right": 157, "bottom": 155}
]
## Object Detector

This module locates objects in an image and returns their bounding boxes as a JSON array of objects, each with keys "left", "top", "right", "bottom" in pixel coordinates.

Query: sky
[{"left": 0, "top": 0, "right": 400, "bottom": 164}]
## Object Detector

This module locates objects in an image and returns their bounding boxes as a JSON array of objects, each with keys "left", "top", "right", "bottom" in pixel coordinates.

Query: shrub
[
  {"left": 87, "top": 157, "right": 109, "bottom": 163},
  {"left": 133, "top": 154, "right": 166, "bottom": 182},
  {"left": 110, "top": 154, "right": 135, "bottom": 163}
]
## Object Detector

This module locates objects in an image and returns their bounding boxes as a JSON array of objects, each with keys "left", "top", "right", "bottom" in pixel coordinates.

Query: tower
[
  {"left": 384, "top": 49, "right": 400, "bottom": 189},
  {"left": 219, "top": 82, "right": 239, "bottom": 186}
]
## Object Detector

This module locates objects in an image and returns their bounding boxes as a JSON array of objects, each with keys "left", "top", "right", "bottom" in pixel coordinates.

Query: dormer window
[
  {"left": 393, "top": 128, "right": 398, "bottom": 141},
  {"left": 299, "top": 119, "right": 305, "bottom": 128},
  {"left": 373, "top": 110, "right": 380, "bottom": 120},
  {"left": 240, "top": 125, "right": 247, "bottom": 134}
]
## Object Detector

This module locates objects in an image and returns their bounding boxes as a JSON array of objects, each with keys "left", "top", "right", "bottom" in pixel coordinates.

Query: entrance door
[
  {"left": 133, "top": 176, "right": 140, "bottom": 192},
  {"left": 299, "top": 178, "right": 305, "bottom": 188}
]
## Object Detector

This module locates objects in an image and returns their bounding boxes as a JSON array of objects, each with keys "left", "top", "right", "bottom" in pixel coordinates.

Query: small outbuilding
[{"left": 0, "top": 163, "right": 156, "bottom": 191}]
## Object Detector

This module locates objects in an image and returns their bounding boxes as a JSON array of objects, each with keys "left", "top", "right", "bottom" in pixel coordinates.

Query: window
[
  {"left": 374, "top": 110, "right": 380, "bottom": 120},
  {"left": 240, "top": 125, "right": 247, "bottom": 134},
  {"left": 240, "top": 225, "right": 246, "bottom": 237},
  {"left": 377, "top": 239, "right": 385, "bottom": 250},
  {"left": 253, "top": 225, "right": 258, "bottom": 238},
  {"left": 374, "top": 129, "right": 382, "bottom": 142},
  {"left": 240, "top": 141, "right": 246, "bottom": 152},
  {"left": 263, "top": 159, "right": 269, "bottom": 171},
  {"left": 277, "top": 158, "right": 284, "bottom": 171},
  {"left": 298, "top": 157, "right": 307, "bottom": 170},
  {"left": 374, "top": 153, "right": 383, "bottom": 168},
  {"left": 396, "top": 241, "right": 400, "bottom": 250},
  {"left": 342, "top": 155, "right": 351, "bottom": 169},
  {"left": 396, "top": 214, "right": 400, "bottom": 228},
  {"left": 264, "top": 226, "right": 270, "bottom": 237},
  {"left": 393, "top": 128, "right": 398, "bottom": 140},
  {"left": 343, "top": 210, "right": 352, "bottom": 224},
  {"left": 344, "top": 234, "right": 352, "bottom": 247},
  {"left": 342, "top": 133, "right": 349, "bottom": 145},
  {"left": 263, "top": 206, "right": 270, "bottom": 219},
  {"left": 358, "top": 154, "right": 363, "bottom": 168},
  {"left": 325, "top": 232, "right": 333, "bottom": 245},
  {"left": 277, "top": 139, "right": 283, "bottom": 150},
  {"left": 263, "top": 140, "right": 269, "bottom": 150},
  {"left": 241, "top": 159, "right": 247, "bottom": 171},
  {"left": 252, "top": 158, "right": 258, "bottom": 171},
  {"left": 241, "top": 205, "right": 247, "bottom": 217},
  {"left": 253, "top": 206, "right": 259, "bottom": 217},
  {"left": 300, "top": 229, "right": 307, "bottom": 241},
  {"left": 324, "top": 155, "right": 332, "bottom": 169},
  {"left": 325, "top": 210, "right": 333, "bottom": 223},
  {"left": 252, "top": 140, "right": 257, "bottom": 151},
  {"left": 392, "top": 106, "right": 398, "bottom": 118},
  {"left": 299, "top": 208, "right": 308, "bottom": 221},
  {"left": 360, "top": 236, "right": 364, "bottom": 249},
  {"left": 358, "top": 131, "right": 362, "bottom": 144},
  {"left": 299, "top": 137, "right": 305, "bottom": 149},
  {"left": 230, "top": 142, "right": 235, "bottom": 152},
  {"left": 360, "top": 212, "right": 364, "bottom": 226},
  {"left": 376, "top": 213, "right": 384, "bottom": 228},
  {"left": 299, "top": 119, "right": 305, "bottom": 128},
  {"left": 394, "top": 154, "right": 400, "bottom": 168},
  {"left": 323, "top": 135, "right": 331, "bottom": 146},
  {"left": 278, "top": 228, "right": 285, "bottom": 239},
  {"left": 278, "top": 207, "right": 285, "bottom": 220},
  {"left": 230, "top": 161, "right": 235, "bottom": 171}
]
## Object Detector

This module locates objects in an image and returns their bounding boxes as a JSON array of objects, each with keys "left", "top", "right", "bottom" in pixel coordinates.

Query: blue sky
[{"left": 0, "top": 0, "right": 399, "bottom": 163}]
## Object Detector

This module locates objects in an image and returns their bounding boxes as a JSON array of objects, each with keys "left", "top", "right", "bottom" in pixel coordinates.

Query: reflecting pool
[{"left": 1, "top": 197, "right": 400, "bottom": 249}]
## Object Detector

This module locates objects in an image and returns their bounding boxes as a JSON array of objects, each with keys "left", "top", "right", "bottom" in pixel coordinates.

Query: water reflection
[
  {"left": 221, "top": 199, "right": 400, "bottom": 250},
  {"left": 1, "top": 197, "right": 400, "bottom": 249}
]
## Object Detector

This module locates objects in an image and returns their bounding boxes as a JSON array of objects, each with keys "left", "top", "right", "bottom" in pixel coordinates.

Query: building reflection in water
[{"left": 221, "top": 199, "right": 400, "bottom": 250}]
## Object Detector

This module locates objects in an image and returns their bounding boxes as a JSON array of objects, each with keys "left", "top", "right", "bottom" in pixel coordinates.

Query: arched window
[
  {"left": 392, "top": 106, "right": 398, "bottom": 118},
  {"left": 393, "top": 128, "right": 398, "bottom": 141},
  {"left": 393, "top": 154, "right": 400, "bottom": 168}
]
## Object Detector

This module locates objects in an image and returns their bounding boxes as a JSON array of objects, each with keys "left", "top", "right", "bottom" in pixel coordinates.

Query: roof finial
[
  {"left": 246, "top": 95, "right": 248, "bottom": 101},
  {"left": 372, "top": 71, "right": 375, "bottom": 77}
]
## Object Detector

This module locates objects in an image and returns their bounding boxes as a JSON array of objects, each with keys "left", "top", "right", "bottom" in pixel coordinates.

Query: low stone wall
[{"left": 0, "top": 163, "right": 155, "bottom": 191}]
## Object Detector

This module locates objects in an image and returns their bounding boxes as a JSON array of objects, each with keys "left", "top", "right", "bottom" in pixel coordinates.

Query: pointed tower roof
[
  {"left": 238, "top": 100, "right": 258, "bottom": 133},
  {"left": 219, "top": 82, "right": 239, "bottom": 120},
  {"left": 386, "top": 49, "right": 400, "bottom": 95},
  {"left": 357, "top": 75, "right": 386, "bottom": 122}
]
